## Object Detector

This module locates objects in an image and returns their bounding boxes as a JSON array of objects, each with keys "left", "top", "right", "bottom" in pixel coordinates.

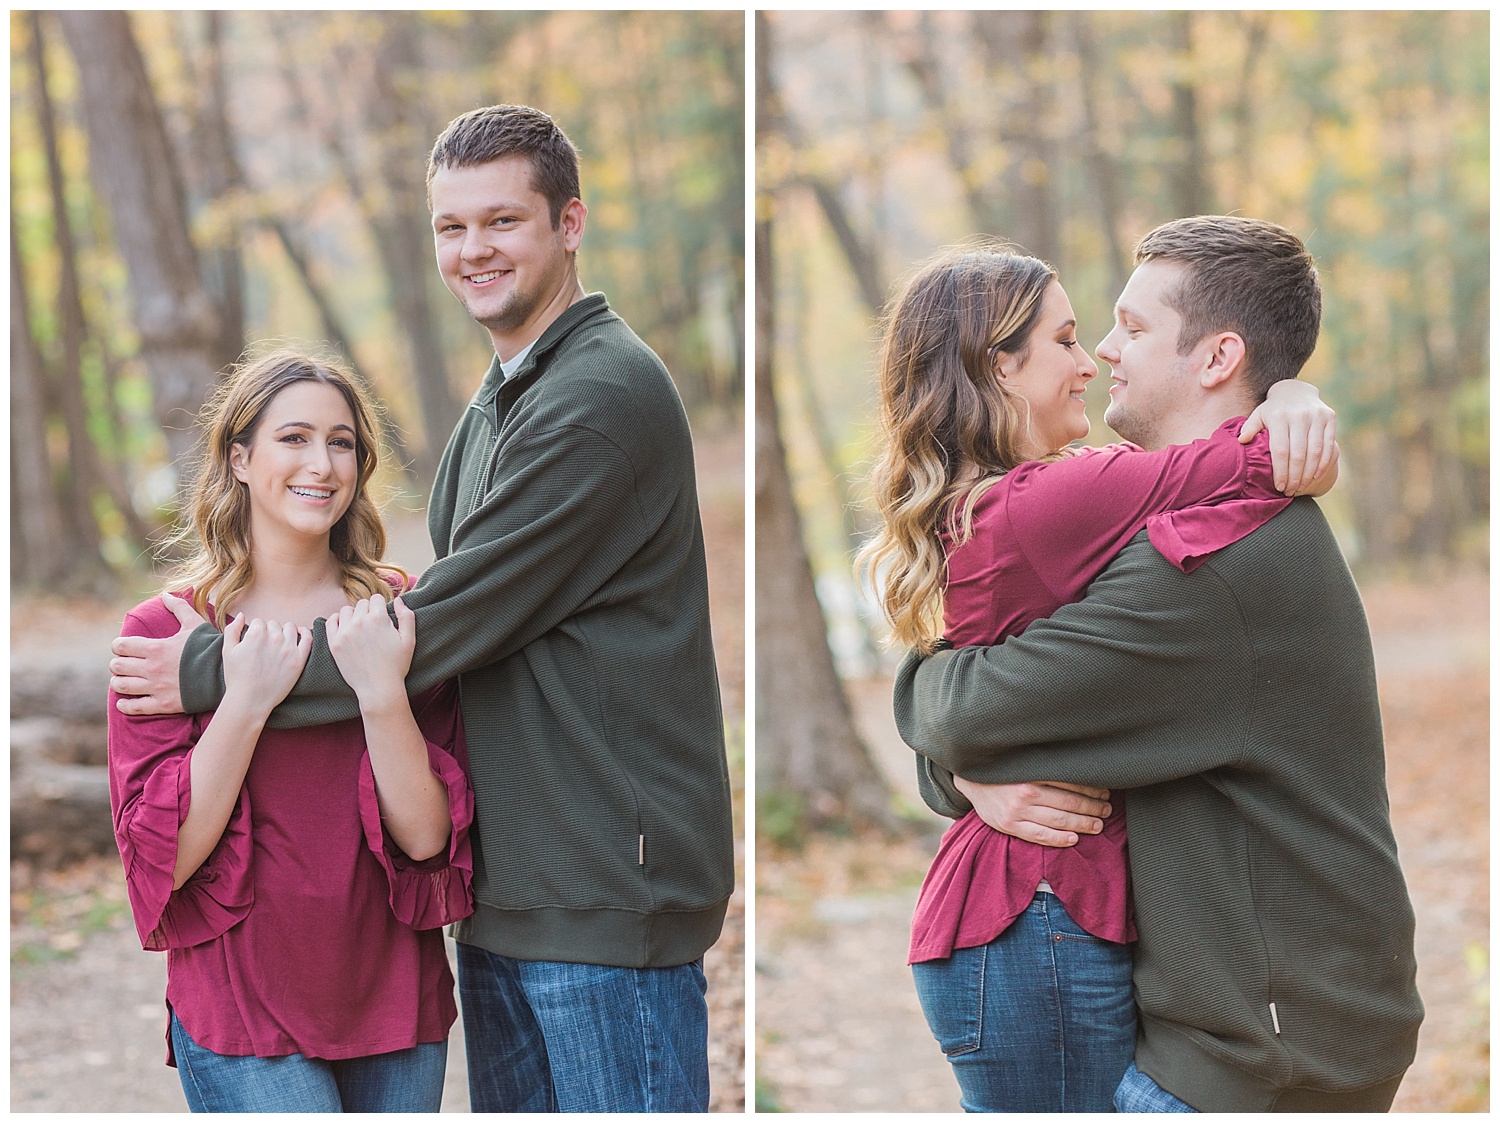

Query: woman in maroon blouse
[
  {"left": 107, "top": 350, "right": 473, "bottom": 1112},
  {"left": 860, "top": 243, "right": 1335, "bottom": 1112}
]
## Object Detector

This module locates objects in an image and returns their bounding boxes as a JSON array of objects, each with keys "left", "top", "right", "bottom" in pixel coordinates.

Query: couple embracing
[
  {"left": 870, "top": 217, "right": 1424, "bottom": 1112},
  {"left": 106, "top": 105, "right": 734, "bottom": 1112}
]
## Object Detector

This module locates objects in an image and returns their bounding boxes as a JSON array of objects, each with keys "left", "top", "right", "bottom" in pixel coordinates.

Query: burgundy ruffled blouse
[{"left": 107, "top": 587, "right": 474, "bottom": 1063}]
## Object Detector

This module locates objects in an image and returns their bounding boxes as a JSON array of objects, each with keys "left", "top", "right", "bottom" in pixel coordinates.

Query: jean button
[{"left": 1054, "top": 934, "right": 1063, "bottom": 942}]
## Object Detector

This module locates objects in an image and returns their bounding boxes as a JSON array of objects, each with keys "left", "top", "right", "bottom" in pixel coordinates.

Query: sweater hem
[
  {"left": 451, "top": 899, "right": 729, "bottom": 969},
  {"left": 1138, "top": 1021, "right": 1410, "bottom": 1112}
]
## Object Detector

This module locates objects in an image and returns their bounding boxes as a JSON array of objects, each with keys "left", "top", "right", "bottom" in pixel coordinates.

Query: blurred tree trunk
[
  {"left": 57, "top": 11, "right": 222, "bottom": 473},
  {"left": 1167, "top": 11, "right": 1212, "bottom": 217},
  {"left": 1229, "top": 12, "right": 1272, "bottom": 190},
  {"left": 1071, "top": 13, "right": 1130, "bottom": 295},
  {"left": 192, "top": 11, "right": 248, "bottom": 371},
  {"left": 360, "top": 13, "right": 460, "bottom": 480},
  {"left": 975, "top": 10, "right": 1059, "bottom": 261},
  {"left": 29, "top": 13, "right": 152, "bottom": 556},
  {"left": 756, "top": 13, "right": 894, "bottom": 833},
  {"left": 11, "top": 219, "right": 72, "bottom": 586}
]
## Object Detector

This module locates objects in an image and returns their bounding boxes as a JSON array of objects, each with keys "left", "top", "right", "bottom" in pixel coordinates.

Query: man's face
[
  {"left": 1094, "top": 259, "right": 1198, "bottom": 449},
  {"left": 430, "top": 155, "right": 580, "bottom": 345}
]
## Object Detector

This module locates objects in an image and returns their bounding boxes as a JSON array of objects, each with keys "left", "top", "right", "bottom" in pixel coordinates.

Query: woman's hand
[
  {"left": 220, "top": 614, "right": 312, "bottom": 721},
  {"left": 326, "top": 595, "right": 415, "bottom": 704},
  {"left": 1238, "top": 379, "right": 1338, "bottom": 495}
]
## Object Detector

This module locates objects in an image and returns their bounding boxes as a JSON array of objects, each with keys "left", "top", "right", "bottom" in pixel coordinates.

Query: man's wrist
[{"left": 180, "top": 621, "right": 227, "bottom": 714}]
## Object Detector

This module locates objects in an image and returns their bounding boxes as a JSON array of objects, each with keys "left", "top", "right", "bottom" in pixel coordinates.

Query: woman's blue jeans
[
  {"left": 911, "top": 891, "right": 1136, "bottom": 1113},
  {"left": 170, "top": 1013, "right": 448, "bottom": 1112}
]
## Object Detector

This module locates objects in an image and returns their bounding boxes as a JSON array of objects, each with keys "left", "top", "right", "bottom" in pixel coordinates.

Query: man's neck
[
  {"left": 1140, "top": 395, "right": 1256, "bottom": 450},
  {"left": 487, "top": 278, "right": 586, "bottom": 363}
]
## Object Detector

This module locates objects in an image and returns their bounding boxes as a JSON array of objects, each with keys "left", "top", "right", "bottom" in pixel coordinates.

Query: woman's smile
[{"left": 230, "top": 381, "right": 360, "bottom": 546}]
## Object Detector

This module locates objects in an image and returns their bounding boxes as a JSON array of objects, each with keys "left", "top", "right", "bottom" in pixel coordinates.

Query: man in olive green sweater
[
  {"left": 896, "top": 216, "right": 1421, "bottom": 1112},
  {"left": 110, "top": 105, "right": 733, "bottom": 1112}
]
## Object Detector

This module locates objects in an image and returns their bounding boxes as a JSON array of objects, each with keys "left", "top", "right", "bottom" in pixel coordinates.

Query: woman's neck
[{"left": 235, "top": 530, "right": 350, "bottom": 626}]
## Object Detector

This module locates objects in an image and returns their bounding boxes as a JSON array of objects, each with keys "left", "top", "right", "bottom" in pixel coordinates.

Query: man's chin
[
  {"left": 1104, "top": 403, "right": 1145, "bottom": 446},
  {"left": 472, "top": 298, "right": 536, "bottom": 336}
]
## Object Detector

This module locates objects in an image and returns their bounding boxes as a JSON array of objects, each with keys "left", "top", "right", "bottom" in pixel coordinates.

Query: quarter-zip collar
[{"left": 467, "top": 293, "right": 614, "bottom": 424}]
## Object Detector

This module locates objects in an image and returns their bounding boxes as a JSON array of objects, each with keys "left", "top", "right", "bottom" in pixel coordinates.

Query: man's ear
[
  {"left": 559, "top": 197, "right": 587, "bottom": 253},
  {"left": 1199, "top": 332, "right": 1247, "bottom": 390}
]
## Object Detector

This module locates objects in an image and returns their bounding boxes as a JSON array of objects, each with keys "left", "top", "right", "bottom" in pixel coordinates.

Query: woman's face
[
  {"left": 230, "top": 380, "right": 360, "bottom": 546},
  {"left": 995, "top": 280, "right": 1098, "bottom": 457}
]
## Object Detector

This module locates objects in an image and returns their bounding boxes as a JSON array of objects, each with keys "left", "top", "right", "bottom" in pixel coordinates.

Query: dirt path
[
  {"left": 10, "top": 420, "right": 747, "bottom": 1113},
  {"left": 756, "top": 572, "right": 1489, "bottom": 1113}
]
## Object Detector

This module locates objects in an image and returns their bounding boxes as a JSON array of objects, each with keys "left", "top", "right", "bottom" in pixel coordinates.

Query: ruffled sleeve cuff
[
  {"left": 357, "top": 740, "right": 475, "bottom": 930},
  {"left": 1146, "top": 494, "right": 1293, "bottom": 573},
  {"left": 123, "top": 751, "right": 254, "bottom": 951},
  {"left": 1146, "top": 421, "right": 1292, "bottom": 572}
]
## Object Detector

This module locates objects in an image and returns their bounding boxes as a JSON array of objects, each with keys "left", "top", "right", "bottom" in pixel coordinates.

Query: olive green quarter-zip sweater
[
  {"left": 180, "top": 294, "right": 735, "bottom": 968},
  {"left": 896, "top": 501, "right": 1422, "bottom": 1112}
]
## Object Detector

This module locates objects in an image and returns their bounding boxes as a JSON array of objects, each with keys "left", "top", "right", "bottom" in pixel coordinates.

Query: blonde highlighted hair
[
  {"left": 857, "top": 242, "right": 1060, "bottom": 654},
  {"left": 167, "top": 348, "right": 404, "bottom": 623}
]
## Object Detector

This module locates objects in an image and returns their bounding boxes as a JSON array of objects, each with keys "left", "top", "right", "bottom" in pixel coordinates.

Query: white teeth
[
  {"left": 290, "top": 487, "right": 332, "bottom": 499},
  {"left": 469, "top": 270, "right": 503, "bottom": 283}
]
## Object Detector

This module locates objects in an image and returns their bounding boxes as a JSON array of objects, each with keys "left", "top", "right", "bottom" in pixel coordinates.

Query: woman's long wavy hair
[
  {"left": 168, "top": 349, "right": 404, "bottom": 624},
  {"left": 857, "top": 242, "right": 1061, "bottom": 654}
]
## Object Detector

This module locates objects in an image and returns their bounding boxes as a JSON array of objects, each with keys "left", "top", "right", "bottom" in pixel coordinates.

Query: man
[
  {"left": 895, "top": 216, "right": 1422, "bottom": 1112},
  {"left": 110, "top": 105, "right": 734, "bottom": 1112}
]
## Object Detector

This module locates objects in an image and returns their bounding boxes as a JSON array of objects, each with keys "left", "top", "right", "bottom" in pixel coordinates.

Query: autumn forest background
[
  {"left": 754, "top": 10, "right": 1487, "bottom": 1112},
  {"left": 10, "top": 10, "right": 744, "bottom": 1112},
  {"left": 6, "top": 7, "right": 1490, "bottom": 1117}
]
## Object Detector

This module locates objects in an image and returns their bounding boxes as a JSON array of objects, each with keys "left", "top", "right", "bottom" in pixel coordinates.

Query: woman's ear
[{"left": 229, "top": 442, "right": 250, "bottom": 483}]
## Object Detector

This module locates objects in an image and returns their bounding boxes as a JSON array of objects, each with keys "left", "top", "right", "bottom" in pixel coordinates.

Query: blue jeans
[
  {"left": 169, "top": 1013, "right": 447, "bottom": 1112},
  {"left": 1114, "top": 1061, "right": 1199, "bottom": 1112},
  {"left": 456, "top": 943, "right": 710, "bottom": 1112},
  {"left": 911, "top": 891, "right": 1136, "bottom": 1112}
]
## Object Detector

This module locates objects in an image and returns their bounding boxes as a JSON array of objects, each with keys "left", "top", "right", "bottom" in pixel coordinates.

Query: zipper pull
[
  {"left": 1269, "top": 1001, "right": 1281, "bottom": 1036},
  {"left": 639, "top": 834, "right": 645, "bottom": 866}
]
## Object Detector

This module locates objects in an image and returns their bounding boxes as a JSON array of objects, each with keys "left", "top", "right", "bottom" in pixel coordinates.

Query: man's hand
[
  {"left": 1238, "top": 379, "right": 1338, "bottom": 495},
  {"left": 953, "top": 777, "right": 1112, "bottom": 848},
  {"left": 109, "top": 592, "right": 205, "bottom": 715}
]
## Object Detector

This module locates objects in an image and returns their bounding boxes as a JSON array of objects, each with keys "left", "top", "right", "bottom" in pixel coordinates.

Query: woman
[
  {"left": 860, "top": 244, "right": 1335, "bottom": 1112},
  {"left": 107, "top": 350, "right": 474, "bottom": 1112}
]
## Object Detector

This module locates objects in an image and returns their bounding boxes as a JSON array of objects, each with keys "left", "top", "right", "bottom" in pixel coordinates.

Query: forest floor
[
  {"left": 9, "top": 417, "right": 747, "bottom": 1113},
  {"left": 756, "top": 570, "right": 1489, "bottom": 1113}
]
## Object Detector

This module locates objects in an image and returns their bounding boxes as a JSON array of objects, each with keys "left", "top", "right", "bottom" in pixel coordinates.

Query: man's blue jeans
[
  {"left": 911, "top": 891, "right": 1136, "bottom": 1112},
  {"left": 169, "top": 1012, "right": 447, "bottom": 1112},
  {"left": 456, "top": 943, "right": 710, "bottom": 1112},
  {"left": 1114, "top": 1061, "right": 1199, "bottom": 1111}
]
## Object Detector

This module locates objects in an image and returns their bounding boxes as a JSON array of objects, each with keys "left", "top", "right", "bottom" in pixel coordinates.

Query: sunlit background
[
  {"left": 755, "top": 10, "right": 1486, "bottom": 1113},
  {"left": 10, "top": 10, "right": 745, "bottom": 1112}
]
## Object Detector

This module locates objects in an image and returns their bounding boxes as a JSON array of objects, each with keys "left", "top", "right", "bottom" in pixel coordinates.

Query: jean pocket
[{"left": 911, "top": 944, "right": 986, "bottom": 1057}]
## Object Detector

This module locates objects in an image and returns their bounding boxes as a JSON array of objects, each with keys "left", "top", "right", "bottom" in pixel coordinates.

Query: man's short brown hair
[
  {"left": 426, "top": 104, "right": 581, "bottom": 228},
  {"left": 1135, "top": 215, "right": 1322, "bottom": 399}
]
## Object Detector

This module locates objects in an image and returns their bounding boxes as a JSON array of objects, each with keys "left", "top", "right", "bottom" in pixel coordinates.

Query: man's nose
[
  {"left": 460, "top": 228, "right": 494, "bottom": 261},
  {"left": 1095, "top": 330, "right": 1118, "bottom": 364}
]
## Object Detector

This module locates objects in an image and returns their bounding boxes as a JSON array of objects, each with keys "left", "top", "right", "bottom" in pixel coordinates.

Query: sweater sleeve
[
  {"left": 181, "top": 420, "right": 652, "bottom": 727},
  {"left": 355, "top": 680, "right": 475, "bottom": 930},
  {"left": 1004, "top": 420, "right": 1287, "bottom": 605},
  {"left": 897, "top": 533, "right": 1255, "bottom": 790},
  {"left": 108, "top": 604, "right": 254, "bottom": 950}
]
